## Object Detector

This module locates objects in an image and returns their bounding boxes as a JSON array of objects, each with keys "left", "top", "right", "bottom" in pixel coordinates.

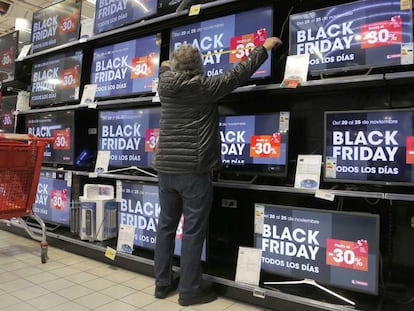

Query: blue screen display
[
  {"left": 219, "top": 112, "right": 289, "bottom": 176},
  {"left": 91, "top": 34, "right": 160, "bottom": 99},
  {"left": 94, "top": 0, "right": 158, "bottom": 34},
  {"left": 170, "top": 6, "right": 273, "bottom": 79},
  {"left": 98, "top": 107, "right": 160, "bottom": 168},
  {"left": 289, "top": 0, "right": 414, "bottom": 74}
]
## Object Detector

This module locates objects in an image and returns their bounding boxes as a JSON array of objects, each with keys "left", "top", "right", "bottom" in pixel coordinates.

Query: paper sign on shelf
[
  {"left": 235, "top": 247, "right": 262, "bottom": 286},
  {"left": 281, "top": 54, "right": 310, "bottom": 88},
  {"left": 294, "top": 154, "right": 322, "bottom": 189},
  {"left": 80, "top": 84, "right": 97, "bottom": 107}
]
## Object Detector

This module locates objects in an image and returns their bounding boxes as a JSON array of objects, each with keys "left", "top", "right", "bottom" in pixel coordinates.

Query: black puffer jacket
[{"left": 152, "top": 46, "right": 268, "bottom": 174}]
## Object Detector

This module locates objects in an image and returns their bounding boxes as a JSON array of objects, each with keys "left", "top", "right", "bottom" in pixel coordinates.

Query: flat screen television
[
  {"left": 91, "top": 34, "right": 161, "bottom": 99},
  {"left": 0, "top": 95, "right": 17, "bottom": 133},
  {"left": 29, "top": 50, "right": 83, "bottom": 107},
  {"left": 33, "top": 169, "right": 72, "bottom": 227},
  {"left": 31, "top": 0, "right": 81, "bottom": 54},
  {"left": 254, "top": 203, "right": 379, "bottom": 295},
  {"left": 324, "top": 108, "right": 414, "bottom": 186},
  {"left": 97, "top": 107, "right": 160, "bottom": 169},
  {"left": 0, "top": 31, "right": 18, "bottom": 82},
  {"left": 219, "top": 112, "right": 290, "bottom": 178},
  {"left": 93, "top": 0, "right": 158, "bottom": 34},
  {"left": 289, "top": 0, "right": 414, "bottom": 76},
  {"left": 119, "top": 181, "right": 206, "bottom": 261},
  {"left": 24, "top": 109, "right": 98, "bottom": 168},
  {"left": 170, "top": 6, "right": 273, "bottom": 79}
]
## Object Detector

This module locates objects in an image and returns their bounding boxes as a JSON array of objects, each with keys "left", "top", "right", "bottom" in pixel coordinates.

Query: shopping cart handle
[{"left": 0, "top": 133, "right": 55, "bottom": 143}]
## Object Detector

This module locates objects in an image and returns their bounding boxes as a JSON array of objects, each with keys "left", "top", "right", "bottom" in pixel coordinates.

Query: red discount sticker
[
  {"left": 406, "top": 136, "right": 414, "bottom": 164},
  {"left": 326, "top": 238, "right": 369, "bottom": 271},
  {"left": 60, "top": 66, "right": 79, "bottom": 89},
  {"left": 53, "top": 128, "right": 71, "bottom": 150},
  {"left": 145, "top": 128, "right": 159, "bottom": 152},
  {"left": 50, "top": 189, "right": 68, "bottom": 210},
  {"left": 131, "top": 53, "right": 156, "bottom": 79},
  {"left": 360, "top": 16, "right": 402, "bottom": 49},
  {"left": 250, "top": 133, "right": 281, "bottom": 158},
  {"left": 59, "top": 15, "right": 78, "bottom": 34},
  {"left": 230, "top": 28, "right": 268, "bottom": 63},
  {"left": 0, "top": 48, "right": 14, "bottom": 67}
]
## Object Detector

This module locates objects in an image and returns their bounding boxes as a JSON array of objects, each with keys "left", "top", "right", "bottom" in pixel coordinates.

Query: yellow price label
[
  {"left": 105, "top": 247, "right": 116, "bottom": 261},
  {"left": 189, "top": 5, "right": 201, "bottom": 16},
  {"left": 401, "top": 0, "right": 412, "bottom": 10}
]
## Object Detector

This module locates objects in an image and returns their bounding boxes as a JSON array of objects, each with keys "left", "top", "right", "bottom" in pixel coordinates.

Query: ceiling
[{"left": 0, "top": 0, "right": 96, "bottom": 36}]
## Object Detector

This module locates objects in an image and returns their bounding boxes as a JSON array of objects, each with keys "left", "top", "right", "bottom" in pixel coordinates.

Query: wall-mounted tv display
[
  {"left": 254, "top": 203, "right": 379, "bottom": 295},
  {"left": 31, "top": 0, "right": 81, "bottom": 54},
  {"left": 98, "top": 107, "right": 160, "bottom": 168},
  {"left": 24, "top": 109, "right": 97, "bottom": 168},
  {"left": 29, "top": 50, "right": 83, "bottom": 107},
  {"left": 289, "top": 0, "right": 414, "bottom": 76},
  {"left": 33, "top": 169, "right": 72, "bottom": 227},
  {"left": 219, "top": 112, "right": 289, "bottom": 177},
  {"left": 94, "top": 0, "right": 157, "bottom": 34},
  {"left": 0, "top": 31, "right": 18, "bottom": 82},
  {"left": 120, "top": 181, "right": 206, "bottom": 261},
  {"left": 0, "top": 95, "right": 17, "bottom": 133},
  {"left": 91, "top": 34, "right": 160, "bottom": 99},
  {"left": 324, "top": 108, "right": 414, "bottom": 186},
  {"left": 170, "top": 6, "right": 273, "bottom": 78}
]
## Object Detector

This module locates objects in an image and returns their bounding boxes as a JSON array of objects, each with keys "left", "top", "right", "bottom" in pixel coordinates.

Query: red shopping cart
[{"left": 0, "top": 133, "right": 54, "bottom": 263}]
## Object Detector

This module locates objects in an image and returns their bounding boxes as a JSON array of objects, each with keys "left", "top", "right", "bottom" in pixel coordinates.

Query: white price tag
[{"left": 315, "top": 190, "right": 335, "bottom": 201}]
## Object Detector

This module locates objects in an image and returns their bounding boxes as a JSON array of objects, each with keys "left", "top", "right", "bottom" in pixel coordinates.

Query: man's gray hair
[{"left": 170, "top": 44, "right": 204, "bottom": 75}]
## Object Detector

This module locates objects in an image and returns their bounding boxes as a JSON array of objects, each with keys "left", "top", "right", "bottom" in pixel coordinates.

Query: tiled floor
[{"left": 0, "top": 229, "right": 266, "bottom": 311}]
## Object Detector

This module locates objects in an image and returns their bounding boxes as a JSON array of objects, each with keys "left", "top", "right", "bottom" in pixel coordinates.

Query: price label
[
  {"left": 145, "top": 128, "right": 159, "bottom": 152},
  {"left": 250, "top": 133, "right": 281, "bottom": 158},
  {"left": 61, "top": 66, "right": 79, "bottom": 89},
  {"left": 105, "top": 246, "right": 116, "bottom": 261},
  {"left": 360, "top": 16, "right": 402, "bottom": 49},
  {"left": 131, "top": 53, "right": 156, "bottom": 79},
  {"left": 0, "top": 49, "right": 13, "bottom": 67},
  {"left": 53, "top": 128, "right": 71, "bottom": 150},
  {"left": 326, "top": 238, "right": 368, "bottom": 271},
  {"left": 50, "top": 189, "right": 68, "bottom": 210},
  {"left": 60, "top": 15, "right": 78, "bottom": 34}
]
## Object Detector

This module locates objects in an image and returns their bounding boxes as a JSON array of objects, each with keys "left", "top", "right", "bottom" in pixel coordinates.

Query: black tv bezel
[
  {"left": 29, "top": 49, "right": 84, "bottom": 108},
  {"left": 254, "top": 203, "right": 380, "bottom": 296},
  {"left": 169, "top": 5, "right": 275, "bottom": 82},
  {"left": 30, "top": 0, "right": 82, "bottom": 54},
  {"left": 323, "top": 107, "right": 414, "bottom": 187},
  {"left": 24, "top": 109, "right": 97, "bottom": 168},
  {"left": 91, "top": 33, "right": 162, "bottom": 101},
  {"left": 288, "top": 0, "right": 414, "bottom": 77},
  {"left": 218, "top": 111, "right": 290, "bottom": 178}
]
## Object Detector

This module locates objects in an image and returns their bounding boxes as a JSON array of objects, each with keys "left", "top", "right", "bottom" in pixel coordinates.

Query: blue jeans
[{"left": 154, "top": 173, "right": 213, "bottom": 296}]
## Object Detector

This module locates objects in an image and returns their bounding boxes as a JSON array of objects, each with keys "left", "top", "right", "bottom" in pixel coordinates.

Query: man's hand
[{"left": 263, "top": 37, "right": 282, "bottom": 50}]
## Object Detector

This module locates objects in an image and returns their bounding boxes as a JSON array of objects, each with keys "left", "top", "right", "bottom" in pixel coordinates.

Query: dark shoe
[
  {"left": 178, "top": 287, "right": 217, "bottom": 306},
  {"left": 155, "top": 278, "right": 179, "bottom": 299}
]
